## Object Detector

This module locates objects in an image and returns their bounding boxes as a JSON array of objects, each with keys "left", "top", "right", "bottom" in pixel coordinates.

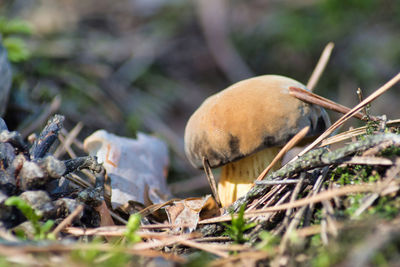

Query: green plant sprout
[
  {"left": 124, "top": 213, "right": 142, "bottom": 244},
  {"left": 5, "top": 196, "right": 55, "bottom": 240},
  {"left": 223, "top": 204, "right": 256, "bottom": 244}
]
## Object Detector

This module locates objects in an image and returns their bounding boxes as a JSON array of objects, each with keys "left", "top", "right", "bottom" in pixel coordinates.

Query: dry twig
[
  {"left": 256, "top": 126, "right": 310, "bottom": 182},
  {"left": 289, "top": 86, "right": 374, "bottom": 121},
  {"left": 52, "top": 204, "right": 84, "bottom": 237},
  {"left": 307, "top": 42, "right": 334, "bottom": 90},
  {"left": 296, "top": 72, "right": 400, "bottom": 158},
  {"left": 54, "top": 122, "right": 83, "bottom": 158}
]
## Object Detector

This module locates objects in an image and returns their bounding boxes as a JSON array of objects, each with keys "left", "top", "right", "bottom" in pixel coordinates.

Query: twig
[
  {"left": 52, "top": 204, "right": 84, "bottom": 237},
  {"left": 0, "top": 243, "right": 185, "bottom": 263},
  {"left": 320, "top": 206, "right": 328, "bottom": 245},
  {"left": 57, "top": 134, "right": 77, "bottom": 158},
  {"left": 322, "top": 199, "right": 338, "bottom": 237},
  {"left": 63, "top": 156, "right": 102, "bottom": 175},
  {"left": 132, "top": 233, "right": 201, "bottom": 250},
  {"left": 65, "top": 173, "right": 92, "bottom": 188},
  {"left": 200, "top": 180, "right": 399, "bottom": 224},
  {"left": 357, "top": 88, "right": 369, "bottom": 117},
  {"left": 352, "top": 193, "right": 379, "bottom": 218},
  {"left": 138, "top": 198, "right": 180, "bottom": 217},
  {"left": 65, "top": 223, "right": 198, "bottom": 235},
  {"left": 255, "top": 179, "right": 301, "bottom": 186},
  {"left": 289, "top": 86, "right": 373, "bottom": 121},
  {"left": 246, "top": 184, "right": 287, "bottom": 211},
  {"left": 54, "top": 122, "right": 83, "bottom": 158},
  {"left": 321, "top": 119, "right": 400, "bottom": 147},
  {"left": 296, "top": 221, "right": 345, "bottom": 238},
  {"left": 194, "top": 236, "right": 231, "bottom": 242},
  {"left": 245, "top": 184, "right": 389, "bottom": 216},
  {"left": 341, "top": 156, "right": 393, "bottom": 166},
  {"left": 307, "top": 42, "right": 334, "bottom": 91},
  {"left": 296, "top": 72, "right": 400, "bottom": 158},
  {"left": 255, "top": 126, "right": 310, "bottom": 182},
  {"left": 61, "top": 128, "right": 84, "bottom": 150},
  {"left": 65, "top": 227, "right": 202, "bottom": 247},
  {"left": 303, "top": 167, "right": 329, "bottom": 227},
  {"left": 260, "top": 190, "right": 292, "bottom": 224},
  {"left": 248, "top": 189, "right": 291, "bottom": 235},
  {"left": 320, "top": 128, "right": 367, "bottom": 147},
  {"left": 179, "top": 239, "right": 229, "bottom": 258},
  {"left": 230, "top": 133, "right": 400, "bottom": 212},
  {"left": 203, "top": 157, "right": 222, "bottom": 207},
  {"left": 362, "top": 139, "right": 396, "bottom": 156},
  {"left": 280, "top": 173, "right": 306, "bottom": 233},
  {"left": 29, "top": 114, "right": 65, "bottom": 159},
  {"left": 279, "top": 206, "right": 307, "bottom": 254}
]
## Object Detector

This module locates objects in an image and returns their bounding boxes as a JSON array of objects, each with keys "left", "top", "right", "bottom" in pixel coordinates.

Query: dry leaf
[
  {"left": 165, "top": 195, "right": 219, "bottom": 233},
  {"left": 84, "top": 130, "right": 171, "bottom": 209},
  {"left": 95, "top": 201, "right": 115, "bottom": 227}
]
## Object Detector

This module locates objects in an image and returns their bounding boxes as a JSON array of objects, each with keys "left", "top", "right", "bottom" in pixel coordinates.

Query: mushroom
[{"left": 184, "top": 75, "right": 330, "bottom": 207}]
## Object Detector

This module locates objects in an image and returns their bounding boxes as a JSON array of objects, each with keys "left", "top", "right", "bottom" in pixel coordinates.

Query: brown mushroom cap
[{"left": 184, "top": 75, "right": 329, "bottom": 169}]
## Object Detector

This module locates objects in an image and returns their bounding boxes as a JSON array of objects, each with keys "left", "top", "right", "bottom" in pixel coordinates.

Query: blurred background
[{"left": 1, "top": 0, "right": 399, "bottom": 196}]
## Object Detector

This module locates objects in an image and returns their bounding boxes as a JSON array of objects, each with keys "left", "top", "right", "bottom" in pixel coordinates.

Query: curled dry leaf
[
  {"left": 84, "top": 130, "right": 171, "bottom": 209},
  {"left": 165, "top": 195, "right": 219, "bottom": 233}
]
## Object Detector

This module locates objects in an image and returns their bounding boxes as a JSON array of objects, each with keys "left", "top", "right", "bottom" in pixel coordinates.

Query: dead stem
[
  {"left": 203, "top": 157, "right": 222, "bottom": 207},
  {"left": 296, "top": 72, "right": 400, "bottom": 158},
  {"left": 52, "top": 204, "right": 84, "bottom": 237},
  {"left": 255, "top": 126, "right": 309, "bottom": 182},
  {"left": 307, "top": 42, "right": 334, "bottom": 90},
  {"left": 54, "top": 122, "right": 83, "bottom": 158},
  {"left": 289, "top": 86, "right": 374, "bottom": 121},
  {"left": 200, "top": 180, "right": 399, "bottom": 224}
]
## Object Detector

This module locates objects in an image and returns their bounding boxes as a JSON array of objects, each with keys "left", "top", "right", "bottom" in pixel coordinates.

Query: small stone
[
  {"left": 7, "top": 154, "right": 25, "bottom": 177},
  {"left": 19, "top": 161, "right": 47, "bottom": 190},
  {"left": 12, "top": 221, "right": 35, "bottom": 239},
  {"left": 0, "top": 130, "right": 26, "bottom": 150},
  {"left": 0, "top": 142, "right": 15, "bottom": 169},
  {"left": 40, "top": 156, "right": 66, "bottom": 178},
  {"left": 19, "top": 190, "right": 55, "bottom": 219},
  {"left": 0, "top": 170, "right": 16, "bottom": 195}
]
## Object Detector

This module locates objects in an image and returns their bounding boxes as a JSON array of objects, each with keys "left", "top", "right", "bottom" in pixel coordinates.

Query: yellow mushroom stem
[{"left": 217, "top": 147, "right": 282, "bottom": 207}]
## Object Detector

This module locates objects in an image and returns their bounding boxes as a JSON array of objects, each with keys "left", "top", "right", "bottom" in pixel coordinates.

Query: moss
[
  {"left": 329, "top": 164, "right": 377, "bottom": 186},
  {"left": 326, "top": 162, "right": 400, "bottom": 220}
]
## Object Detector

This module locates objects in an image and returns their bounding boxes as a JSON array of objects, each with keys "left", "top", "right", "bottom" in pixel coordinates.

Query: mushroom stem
[{"left": 218, "top": 147, "right": 282, "bottom": 207}]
